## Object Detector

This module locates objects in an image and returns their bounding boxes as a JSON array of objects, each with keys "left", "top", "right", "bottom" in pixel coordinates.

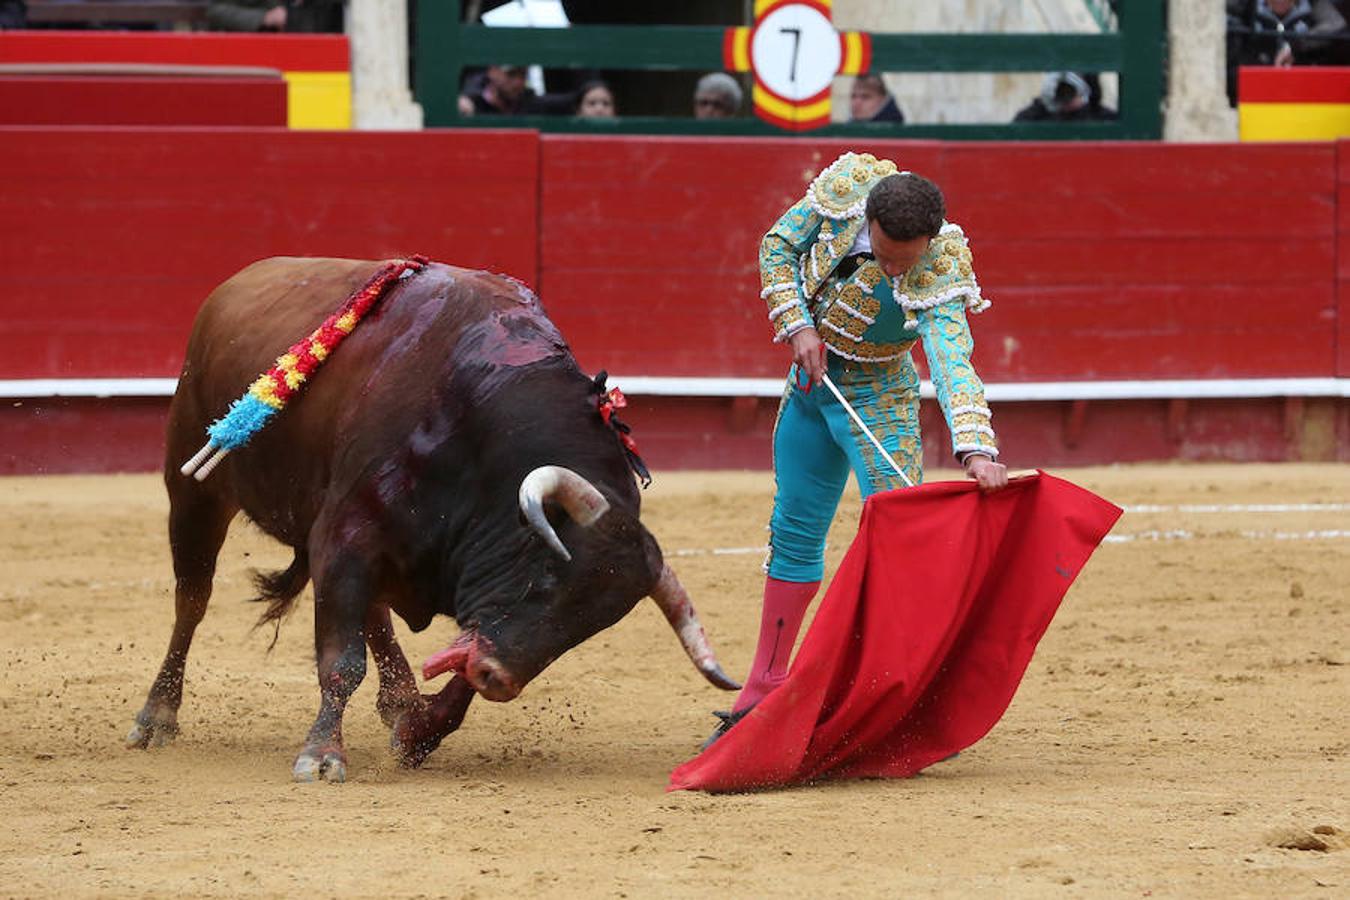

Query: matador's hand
[
  {"left": 789, "top": 327, "right": 826, "bottom": 387},
  {"left": 964, "top": 454, "right": 1008, "bottom": 492}
]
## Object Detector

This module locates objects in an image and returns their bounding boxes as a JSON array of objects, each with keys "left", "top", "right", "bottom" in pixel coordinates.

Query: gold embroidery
[
  {"left": 809, "top": 152, "right": 900, "bottom": 217},
  {"left": 933, "top": 257, "right": 952, "bottom": 275},
  {"left": 915, "top": 271, "right": 937, "bottom": 289},
  {"left": 958, "top": 261, "right": 972, "bottom": 277},
  {"left": 856, "top": 261, "right": 885, "bottom": 290},
  {"left": 950, "top": 411, "right": 991, "bottom": 428},
  {"left": 763, "top": 263, "right": 795, "bottom": 287},
  {"left": 823, "top": 337, "right": 915, "bottom": 362}
]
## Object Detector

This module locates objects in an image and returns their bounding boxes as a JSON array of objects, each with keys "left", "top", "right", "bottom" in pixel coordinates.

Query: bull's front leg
[
  {"left": 391, "top": 676, "right": 475, "bottom": 768},
  {"left": 292, "top": 553, "right": 372, "bottom": 783},
  {"left": 365, "top": 602, "right": 424, "bottom": 728}
]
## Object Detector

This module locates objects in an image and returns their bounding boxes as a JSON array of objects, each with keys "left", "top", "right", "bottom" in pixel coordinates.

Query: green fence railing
[{"left": 415, "top": 1, "right": 1164, "bottom": 140}]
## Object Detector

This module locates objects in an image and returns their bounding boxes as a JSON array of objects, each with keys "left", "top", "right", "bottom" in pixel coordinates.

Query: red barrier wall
[
  {"left": 0, "top": 76, "right": 288, "bottom": 127},
  {"left": 1, "top": 128, "right": 1345, "bottom": 474},
  {"left": 0, "top": 127, "right": 538, "bottom": 381},
  {"left": 544, "top": 137, "right": 1339, "bottom": 381},
  {"left": 1337, "top": 147, "right": 1350, "bottom": 378}
]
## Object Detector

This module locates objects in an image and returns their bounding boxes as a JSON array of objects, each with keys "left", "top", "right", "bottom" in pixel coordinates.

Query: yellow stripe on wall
[
  {"left": 732, "top": 28, "right": 751, "bottom": 72},
  {"left": 841, "top": 32, "right": 863, "bottom": 74},
  {"left": 284, "top": 71, "right": 351, "bottom": 130},
  {"left": 1239, "top": 101, "right": 1350, "bottom": 141},
  {"left": 753, "top": 84, "right": 831, "bottom": 123}
]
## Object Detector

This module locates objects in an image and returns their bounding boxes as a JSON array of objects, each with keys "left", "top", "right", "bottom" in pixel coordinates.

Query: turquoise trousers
[{"left": 766, "top": 355, "right": 925, "bottom": 583}]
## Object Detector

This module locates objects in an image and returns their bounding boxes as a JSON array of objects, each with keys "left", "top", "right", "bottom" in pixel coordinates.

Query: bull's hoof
[
  {"left": 390, "top": 711, "right": 443, "bottom": 769},
  {"left": 376, "top": 689, "right": 428, "bottom": 730},
  {"left": 292, "top": 748, "right": 347, "bottom": 783},
  {"left": 125, "top": 706, "right": 179, "bottom": 750}
]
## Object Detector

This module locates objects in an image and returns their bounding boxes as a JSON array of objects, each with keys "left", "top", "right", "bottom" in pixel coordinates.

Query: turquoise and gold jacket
[{"left": 758, "top": 151, "right": 998, "bottom": 459}]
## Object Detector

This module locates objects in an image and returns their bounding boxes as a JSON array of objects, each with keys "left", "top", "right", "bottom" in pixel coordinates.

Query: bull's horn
[
  {"left": 649, "top": 564, "right": 741, "bottom": 691},
  {"left": 518, "top": 466, "right": 611, "bottom": 562}
]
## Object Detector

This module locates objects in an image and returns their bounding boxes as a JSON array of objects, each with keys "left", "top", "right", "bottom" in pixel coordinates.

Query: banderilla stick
[{"left": 819, "top": 372, "right": 915, "bottom": 488}]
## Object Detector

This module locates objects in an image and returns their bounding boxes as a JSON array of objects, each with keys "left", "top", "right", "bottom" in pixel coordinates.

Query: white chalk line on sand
[
  {"left": 1124, "top": 503, "right": 1350, "bottom": 514},
  {"left": 669, "top": 504, "right": 1350, "bottom": 556}
]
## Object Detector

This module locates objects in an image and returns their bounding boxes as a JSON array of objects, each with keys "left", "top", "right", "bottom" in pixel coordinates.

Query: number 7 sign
[{"left": 723, "top": 0, "right": 872, "bottom": 131}]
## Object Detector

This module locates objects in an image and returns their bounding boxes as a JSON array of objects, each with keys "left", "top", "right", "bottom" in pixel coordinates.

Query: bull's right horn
[
  {"left": 649, "top": 564, "right": 741, "bottom": 691},
  {"left": 518, "top": 465, "right": 611, "bottom": 562}
]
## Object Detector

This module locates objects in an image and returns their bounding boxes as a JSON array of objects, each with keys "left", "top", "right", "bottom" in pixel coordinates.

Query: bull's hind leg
[
  {"left": 292, "top": 551, "right": 373, "bottom": 783},
  {"left": 127, "top": 486, "right": 236, "bottom": 749}
]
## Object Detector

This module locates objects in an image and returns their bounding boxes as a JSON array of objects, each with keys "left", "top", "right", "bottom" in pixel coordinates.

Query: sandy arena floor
[{"left": 0, "top": 464, "right": 1346, "bottom": 898}]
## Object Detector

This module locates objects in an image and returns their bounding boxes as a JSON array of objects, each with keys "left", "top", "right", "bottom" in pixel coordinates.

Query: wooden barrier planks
[
  {"left": 541, "top": 137, "right": 1339, "bottom": 382},
  {"left": 0, "top": 127, "right": 539, "bottom": 379},
  {"left": 0, "top": 75, "right": 287, "bottom": 127},
  {"left": 940, "top": 142, "right": 1338, "bottom": 381},
  {"left": 539, "top": 136, "right": 945, "bottom": 377},
  {"left": 1336, "top": 139, "right": 1350, "bottom": 377}
]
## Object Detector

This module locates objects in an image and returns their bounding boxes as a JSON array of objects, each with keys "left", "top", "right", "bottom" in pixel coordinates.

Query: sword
[{"left": 818, "top": 372, "right": 916, "bottom": 488}]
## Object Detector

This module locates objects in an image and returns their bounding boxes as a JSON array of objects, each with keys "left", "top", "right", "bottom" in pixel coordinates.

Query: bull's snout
[
  {"left": 464, "top": 654, "right": 521, "bottom": 702},
  {"left": 422, "top": 630, "right": 523, "bottom": 702}
]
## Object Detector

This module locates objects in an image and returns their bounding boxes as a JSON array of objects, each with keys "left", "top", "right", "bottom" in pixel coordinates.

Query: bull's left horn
[
  {"left": 518, "top": 466, "right": 611, "bottom": 562},
  {"left": 649, "top": 564, "right": 740, "bottom": 691}
]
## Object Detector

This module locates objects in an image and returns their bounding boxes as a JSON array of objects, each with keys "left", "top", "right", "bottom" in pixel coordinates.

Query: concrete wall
[{"left": 830, "top": 0, "right": 1115, "bottom": 125}]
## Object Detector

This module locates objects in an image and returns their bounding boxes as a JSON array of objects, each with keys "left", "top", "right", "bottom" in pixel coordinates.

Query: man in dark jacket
[
  {"left": 207, "top": 0, "right": 344, "bottom": 33},
  {"left": 1013, "top": 72, "right": 1117, "bottom": 122},
  {"left": 0, "top": 0, "right": 25, "bottom": 29},
  {"left": 848, "top": 73, "right": 905, "bottom": 123}
]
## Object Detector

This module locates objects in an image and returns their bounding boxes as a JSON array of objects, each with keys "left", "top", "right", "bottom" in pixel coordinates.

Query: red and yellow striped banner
[{"left": 1239, "top": 65, "right": 1350, "bottom": 142}]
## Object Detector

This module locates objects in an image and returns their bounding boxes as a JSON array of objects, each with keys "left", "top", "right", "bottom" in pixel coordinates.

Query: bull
[{"left": 126, "top": 257, "right": 736, "bottom": 781}]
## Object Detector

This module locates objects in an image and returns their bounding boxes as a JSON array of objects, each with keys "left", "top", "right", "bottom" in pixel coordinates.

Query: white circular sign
[{"left": 750, "top": 3, "right": 841, "bottom": 101}]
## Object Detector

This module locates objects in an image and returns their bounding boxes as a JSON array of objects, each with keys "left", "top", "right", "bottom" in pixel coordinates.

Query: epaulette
[
  {"left": 806, "top": 152, "right": 900, "bottom": 220},
  {"left": 895, "top": 224, "right": 990, "bottom": 329}
]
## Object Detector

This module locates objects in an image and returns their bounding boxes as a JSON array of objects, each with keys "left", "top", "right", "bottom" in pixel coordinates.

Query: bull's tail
[{"left": 250, "top": 550, "right": 311, "bottom": 650}]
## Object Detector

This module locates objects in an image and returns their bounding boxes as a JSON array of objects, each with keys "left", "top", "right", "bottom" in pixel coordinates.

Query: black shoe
[{"left": 701, "top": 706, "right": 752, "bottom": 751}]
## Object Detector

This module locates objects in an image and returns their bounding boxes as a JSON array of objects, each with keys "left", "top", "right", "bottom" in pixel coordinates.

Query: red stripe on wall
[
  {"left": 0, "top": 31, "right": 349, "bottom": 72},
  {"left": 0, "top": 75, "right": 287, "bottom": 126},
  {"left": 1239, "top": 65, "right": 1350, "bottom": 103},
  {"left": 0, "top": 127, "right": 539, "bottom": 379},
  {"left": 1336, "top": 138, "right": 1350, "bottom": 377},
  {"left": 540, "top": 136, "right": 1339, "bottom": 383}
]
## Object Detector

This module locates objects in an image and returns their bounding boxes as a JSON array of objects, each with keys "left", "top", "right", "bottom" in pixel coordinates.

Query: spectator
[
  {"left": 0, "top": 0, "right": 25, "bottom": 29},
  {"left": 693, "top": 72, "right": 742, "bottom": 119},
  {"left": 1226, "top": 0, "right": 1350, "bottom": 102},
  {"left": 1013, "top": 72, "right": 1117, "bottom": 122},
  {"left": 574, "top": 79, "right": 616, "bottom": 119},
  {"left": 457, "top": 65, "right": 539, "bottom": 116},
  {"left": 207, "top": 1, "right": 344, "bottom": 33},
  {"left": 848, "top": 73, "right": 905, "bottom": 123}
]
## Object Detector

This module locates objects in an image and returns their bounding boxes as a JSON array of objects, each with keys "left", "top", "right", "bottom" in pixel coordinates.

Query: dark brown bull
[{"left": 126, "top": 257, "right": 735, "bottom": 781}]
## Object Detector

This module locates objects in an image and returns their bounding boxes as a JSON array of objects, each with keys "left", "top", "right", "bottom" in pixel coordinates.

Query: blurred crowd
[
  {"left": 14, "top": 1, "right": 1350, "bottom": 123},
  {"left": 1226, "top": 0, "right": 1350, "bottom": 103}
]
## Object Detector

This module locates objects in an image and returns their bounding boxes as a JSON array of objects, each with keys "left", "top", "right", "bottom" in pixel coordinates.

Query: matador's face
[{"left": 868, "top": 219, "right": 931, "bottom": 279}]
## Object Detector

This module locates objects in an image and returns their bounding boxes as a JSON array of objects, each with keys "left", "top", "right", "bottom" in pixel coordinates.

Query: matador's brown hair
[{"left": 866, "top": 173, "right": 945, "bottom": 241}]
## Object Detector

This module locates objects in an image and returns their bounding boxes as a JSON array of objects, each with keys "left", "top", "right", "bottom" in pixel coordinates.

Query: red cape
[{"left": 668, "top": 471, "right": 1122, "bottom": 793}]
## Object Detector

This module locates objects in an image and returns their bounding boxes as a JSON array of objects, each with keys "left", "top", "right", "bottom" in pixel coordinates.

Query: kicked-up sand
[{"left": 0, "top": 464, "right": 1346, "bottom": 898}]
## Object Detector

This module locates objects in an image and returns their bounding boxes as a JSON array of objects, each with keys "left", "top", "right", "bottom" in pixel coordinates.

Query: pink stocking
[{"left": 731, "top": 577, "right": 820, "bottom": 713}]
